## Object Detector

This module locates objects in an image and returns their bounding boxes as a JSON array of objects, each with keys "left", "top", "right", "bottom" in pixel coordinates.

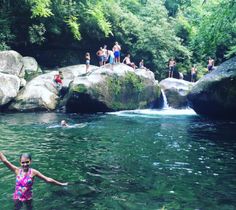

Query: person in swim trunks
[
  {"left": 207, "top": 57, "right": 214, "bottom": 72},
  {"left": 112, "top": 41, "right": 121, "bottom": 63},
  {"left": 168, "top": 58, "right": 176, "bottom": 78}
]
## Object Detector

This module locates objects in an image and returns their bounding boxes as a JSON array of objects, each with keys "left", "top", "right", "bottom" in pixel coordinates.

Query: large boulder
[
  {"left": 159, "top": 78, "right": 194, "bottom": 108},
  {"left": 58, "top": 64, "right": 98, "bottom": 87},
  {"left": 64, "top": 64, "right": 160, "bottom": 113},
  {"left": 0, "top": 50, "right": 25, "bottom": 77},
  {"left": 0, "top": 73, "right": 21, "bottom": 106},
  {"left": 188, "top": 56, "right": 236, "bottom": 119},
  {"left": 22, "top": 56, "right": 42, "bottom": 80},
  {"left": 8, "top": 72, "right": 59, "bottom": 111}
]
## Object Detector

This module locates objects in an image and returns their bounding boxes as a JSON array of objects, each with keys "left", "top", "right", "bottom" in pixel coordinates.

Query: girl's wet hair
[{"left": 20, "top": 153, "right": 32, "bottom": 160}]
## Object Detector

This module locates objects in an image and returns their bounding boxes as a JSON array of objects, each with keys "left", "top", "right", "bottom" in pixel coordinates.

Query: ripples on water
[{"left": 0, "top": 110, "right": 236, "bottom": 210}]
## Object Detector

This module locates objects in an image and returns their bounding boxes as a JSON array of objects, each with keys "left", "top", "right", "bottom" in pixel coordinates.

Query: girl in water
[{"left": 0, "top": 152, "right": 68, "bottom": 210}]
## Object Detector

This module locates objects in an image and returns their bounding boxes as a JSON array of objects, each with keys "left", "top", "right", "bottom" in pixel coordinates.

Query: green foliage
[
  {"left": 0, "top": 0, "right": 235, "bottom": 80},
  {"left": 85, "top": 1, "right": 112, "bottom": 37},
  {"left": 0, "top": 7, "right": 15, "bottom": 50},
  {"left": 65, "top": 16, "right": 81, "bottom": 40},
  {"left": 124, "top": 72, "right": 144, "bottom": 92},
  {"left": 28, "top": 0, "right": 53, "bottom": 18},
  {"left": 29, "top": 23, "right": 46, "bottom": 44},
  {"left": 73, "top": 84, "right": 87, "bottom": 93}
]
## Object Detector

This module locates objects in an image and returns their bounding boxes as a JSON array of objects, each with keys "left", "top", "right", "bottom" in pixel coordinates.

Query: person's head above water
[
  {"left": 19, "top": 153, "right": 32, "bottom": 172},
  {"left": 61, "top": 120, "right": 68, "bottom": 127}
]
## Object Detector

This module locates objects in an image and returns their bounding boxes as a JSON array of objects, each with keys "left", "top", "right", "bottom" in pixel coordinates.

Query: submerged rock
[
  {"left": 64, "top": 64, "right": 160, "bottom": 113},
  {"left": 159, "top": 78, "right": 194, "bottom": 108},
  {"left": 188, "top": 56, "right": 236, "bottom": 120}
]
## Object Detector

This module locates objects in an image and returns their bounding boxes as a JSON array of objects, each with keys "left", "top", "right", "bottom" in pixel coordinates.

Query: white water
[
  {"left": 109, "top": 108, "right": 197, "bottom": 118},
  {"left": 109, "top": 89, "right": 196, "bottom": 118},
  {"left": 161, "top": 89, "right": 169, "bottom": 109}
]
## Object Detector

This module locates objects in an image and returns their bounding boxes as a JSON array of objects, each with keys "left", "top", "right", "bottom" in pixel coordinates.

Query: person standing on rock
[
  {"left": 102, "top": 45, "right": 108, "bottom": 65},
  {"left": 54, "top": 70, "right": 63, "bottom": 90},
  {"left": 96, "top": 47, "right": 104, "bottom": 66},
  {"left": 112, "top": 41, "right": 121, "bottom": 63},
  {"left": 191, "top": 65, "right": 197, "bottom": 82},
  {"left": 85, "top": 52, "right": 90, "bottom": 73},
  {"left": 168, "top": 58, "right": 176, "bottom": 78},
  {"left": 207, "top": 57, "right": 214, "bottom": 72},
  {"left": 108, "top": 50, "right": 115, "bottom": 70}
]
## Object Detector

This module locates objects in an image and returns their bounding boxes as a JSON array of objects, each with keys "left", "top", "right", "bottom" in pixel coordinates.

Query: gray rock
[
  {"left": 159, "top": 78, "right": 194, "bottom": 108},
  {"left": 188, "top": 56, "right": 236, "bottom": 119},
  {"left": 9, "top": 71, "right": 59, "bottom": 111},
  {"left": 0, "top": 50, "right": 25, "bottom": 77},
  {"left": 0, "top": 73, "right": 20, "bottom": 106},
  {"left": 64, "top": 64, "right": 160, "bottom": 113},
  {"left": 22, "top": 56, "right": 42, "bottom": 80}
]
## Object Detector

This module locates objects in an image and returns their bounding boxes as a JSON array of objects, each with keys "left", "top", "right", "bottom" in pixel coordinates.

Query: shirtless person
[
  {"left": 168, "top": 58, "right": 176, "bottom": 78},
  {"left": 123, "top": 54, "right": 136, "bottom": 69},
  {"left": 207, "top": 57, "right": 214, "bottom": 72},
  {"left": 96, "top": 47, "right": 104, "bottom": 66},
  {"left": 191, "top": 65, "right": 197, "bottom": 82},
  {"left": 113, "top": 41, "right": 121, "bottom": 63}
]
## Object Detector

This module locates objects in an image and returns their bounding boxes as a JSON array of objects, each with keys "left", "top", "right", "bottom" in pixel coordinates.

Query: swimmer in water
[{"left": 60, "top": 120, "right": 68, "bottom": 127}]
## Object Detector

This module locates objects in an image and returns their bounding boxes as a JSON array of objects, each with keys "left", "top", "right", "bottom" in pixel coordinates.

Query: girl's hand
[{"left": 61, "top": 182, "right": 68, "bottom": 186}]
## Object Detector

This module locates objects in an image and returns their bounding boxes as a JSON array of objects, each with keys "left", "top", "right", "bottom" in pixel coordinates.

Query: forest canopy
[{"left": 0, "top": 0, "right": 235, "bottom": 79}]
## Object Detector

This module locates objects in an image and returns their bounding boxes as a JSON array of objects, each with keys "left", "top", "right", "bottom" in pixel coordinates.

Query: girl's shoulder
[{"left": 30, "top": 168, "right": 39, "bottom": 176}]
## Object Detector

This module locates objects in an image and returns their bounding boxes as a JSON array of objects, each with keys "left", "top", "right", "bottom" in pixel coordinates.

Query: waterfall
[{"left": 161, "top": 89, "right": 170, "bottom": 109}]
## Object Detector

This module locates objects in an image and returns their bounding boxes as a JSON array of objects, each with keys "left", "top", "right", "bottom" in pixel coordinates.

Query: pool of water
[{"left": 0, "top": 110, "right": 235, "bottom": 210}]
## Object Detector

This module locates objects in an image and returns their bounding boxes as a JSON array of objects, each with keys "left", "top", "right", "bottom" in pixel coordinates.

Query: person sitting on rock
[
  {"left": 122, "top": 54, "right": 136, "bottom": 69},
  {"left": 54, "top": 70, "right": 63, "bottom": 89}
]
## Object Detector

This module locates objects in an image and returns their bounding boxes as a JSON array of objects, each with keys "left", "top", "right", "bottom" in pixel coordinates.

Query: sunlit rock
[
  {"left": 64, "top": 64, "right": 160, "bottom": 113},
  {"left": 159, "top": 78, "right": 194, "bottom": 108},
  {"left": 0, "top": 73, "right": 20, "bottom": 106},
  {"left": 22, "top": 56, "right": 42, "bottom": 80},
  {"left": 0, "top": 50, "right": 25, "bottom": 77},
  {"left": 8, "top": 71, "right": 59, "bottom": 111}
]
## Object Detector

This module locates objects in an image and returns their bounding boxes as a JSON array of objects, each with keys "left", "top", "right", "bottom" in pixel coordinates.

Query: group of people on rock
[
  {"left": 53, "top": 44, "right": 215, "bottom": 90},
  {"left": 95, "top": 42, "right": 121, "bottom": 67},
  {"left": 168, "top": 57, "right": 215, "bottom": 83},
  {"left": 85, "top": 41, "right": 148, "bottom": 71}
]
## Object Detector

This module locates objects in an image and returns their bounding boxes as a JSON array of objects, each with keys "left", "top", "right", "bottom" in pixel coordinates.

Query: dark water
[{"left": 0, "top": 111, "right": 235, "bottom": 210}]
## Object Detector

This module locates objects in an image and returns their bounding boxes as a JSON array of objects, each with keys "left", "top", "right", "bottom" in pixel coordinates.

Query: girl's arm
[
  {"left": 33, "top": 169, "right": 68, "bottom": 186},
  {"left": 0, "top": 152, "right": 18, "bottom": 174}
]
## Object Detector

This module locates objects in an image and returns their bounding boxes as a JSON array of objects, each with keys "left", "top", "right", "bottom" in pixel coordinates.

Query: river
[{"left": 0, "top": 109, "right": 235, "bottom": 210}]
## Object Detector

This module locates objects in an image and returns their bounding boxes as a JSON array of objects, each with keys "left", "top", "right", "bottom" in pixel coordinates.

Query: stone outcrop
[
  {"left": 64, "top": 64, "right": 160, "bottom": 113},
  {"left": 22, "top": 56, "right": 42, "bottom": 80},
  {"left": 8, "top": 72, "right": 59, "bottom": 111},
  {"left": 188, "top": 56, "right": 236, "bottom": 119},
  {"left": 0, "top": 50, "right": 25, "bottom": 77},
  {"left": 159, "top": 78, "right": 194, "bottom": 108},
  {"left": 0, "top": 73, "right": 21, "bottom": 106}
]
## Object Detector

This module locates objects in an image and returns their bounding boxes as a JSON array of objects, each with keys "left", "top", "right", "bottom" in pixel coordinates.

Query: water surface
[{"left": 0, "top": 110, "right": 235, "bottom": 210}]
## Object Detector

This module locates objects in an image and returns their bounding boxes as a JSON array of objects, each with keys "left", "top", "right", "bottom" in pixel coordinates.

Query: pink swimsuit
[{"left": 13, "top": 168, "right": 34, "bottom": 201}]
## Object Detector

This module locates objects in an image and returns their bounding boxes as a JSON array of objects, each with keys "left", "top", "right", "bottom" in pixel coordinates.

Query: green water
[{"left": 0, "top": 111, "right": 235, "bottom": 210}]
